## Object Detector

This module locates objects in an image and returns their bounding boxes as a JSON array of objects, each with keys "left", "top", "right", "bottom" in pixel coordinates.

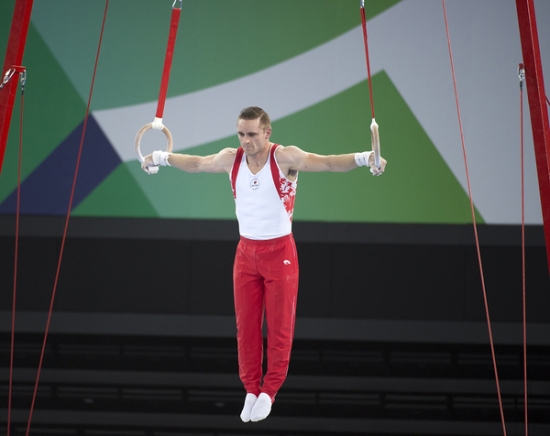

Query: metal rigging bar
[
  {"left": 515, "top": 0, "right": 550, "bottom": 274},
  {"left": 0, "top": 0, "right": 34, "bottom": 174}
]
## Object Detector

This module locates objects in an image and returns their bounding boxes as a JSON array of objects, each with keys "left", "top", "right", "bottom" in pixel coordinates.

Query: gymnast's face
[{"left": 237, "top": 118, "right": 271, "bottom": 158}]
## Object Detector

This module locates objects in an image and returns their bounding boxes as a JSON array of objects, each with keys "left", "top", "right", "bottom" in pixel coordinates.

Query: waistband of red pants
[{"left": 239, "top": 233, "right": 294, "bottom": 246}]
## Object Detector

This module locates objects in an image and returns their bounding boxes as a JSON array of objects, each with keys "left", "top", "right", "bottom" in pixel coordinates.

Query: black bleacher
[{"left": 2, "top": 332, "right": 550, "bottom": 436}]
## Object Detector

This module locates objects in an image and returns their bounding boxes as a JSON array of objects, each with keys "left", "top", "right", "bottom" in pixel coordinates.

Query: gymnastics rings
[
  {"left": 370, "top": 118, "right": 381, "bottom": 176},
  {"left": 134, "top": 122, "right": 173, "bottom": 174}
]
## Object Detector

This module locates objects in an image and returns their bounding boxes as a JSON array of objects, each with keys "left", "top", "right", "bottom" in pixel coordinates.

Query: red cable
[
  {"left": 360, "top": 3, "right": 375, "bottom": 119},
  {"left": 155, "top": 4, "right": 181, "bottom": 120},
  {"left": 520, "top": 68, "right": 528, "bottom": 436},
  {"left": 441, "top": 2, "right": 507, "bottom": 435},
  {"left": 7, "top": 76, "right": 25, "bottom": 436},
  {"left": 24, "top": 2, "right": 109, "bottom": 434}
]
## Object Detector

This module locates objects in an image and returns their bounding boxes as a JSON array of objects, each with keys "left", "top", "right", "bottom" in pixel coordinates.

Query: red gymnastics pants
[{"left": 233, "top": 234, "right": 299, "bottom": 400}]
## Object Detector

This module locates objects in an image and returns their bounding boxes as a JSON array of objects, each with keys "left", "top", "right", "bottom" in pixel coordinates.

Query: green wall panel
[
  {"left": 75, "top": 71, "right": 482, "bottom": 224},
  {"left": 274, "top": 72, "right": 483, "bottom": 224}
]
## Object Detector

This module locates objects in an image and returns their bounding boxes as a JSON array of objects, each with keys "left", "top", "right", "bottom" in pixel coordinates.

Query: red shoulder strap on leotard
[
  {"left": 230, "top": 146, "right": 244, "bottom": 198},
  {"left": 269, "top": 144, "right": 283, "bottom": 199}
]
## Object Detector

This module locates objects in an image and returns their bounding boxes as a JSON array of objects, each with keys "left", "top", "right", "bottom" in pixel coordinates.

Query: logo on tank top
[{"left": 250, "top": 178, "right": 260, "bottom": 190}]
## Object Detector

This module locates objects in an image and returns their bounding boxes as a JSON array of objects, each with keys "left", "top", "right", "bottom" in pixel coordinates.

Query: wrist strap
[
  {"left": 355, "top": 151, "right": 373, "bottom": 167},
  {"left": 152, "top": 150, "right": 171, "bottom": 166}
]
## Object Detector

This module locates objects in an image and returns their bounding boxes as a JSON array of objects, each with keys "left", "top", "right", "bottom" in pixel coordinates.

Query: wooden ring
[{"left": 134, "top": 123, "right": 174, "bottom": 163}]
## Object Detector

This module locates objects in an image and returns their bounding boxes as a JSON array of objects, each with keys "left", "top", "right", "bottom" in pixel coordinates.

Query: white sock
[
  {"left": 250, "top": 392, "right": 272, "bottom": 422},
  {"left": 240, "top": 393, "right": 257, "bottom": 422}
]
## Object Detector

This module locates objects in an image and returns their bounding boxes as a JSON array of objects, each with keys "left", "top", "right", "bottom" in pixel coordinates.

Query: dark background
[{"left": 1, "top": 217, "right": 549, "bottom": 435}]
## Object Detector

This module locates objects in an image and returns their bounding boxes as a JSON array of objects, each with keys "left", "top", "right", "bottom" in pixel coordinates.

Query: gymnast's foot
[
  {"left": 240, "top": 393, "right": 257, "bottom": 422},
  {"left": 250, "top": 392, "right": 272, "bottom": 422}
]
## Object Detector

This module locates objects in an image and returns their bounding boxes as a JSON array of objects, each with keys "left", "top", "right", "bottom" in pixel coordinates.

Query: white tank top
[{"left": 230, "top": 144, "right": 298, "bottom": 240}]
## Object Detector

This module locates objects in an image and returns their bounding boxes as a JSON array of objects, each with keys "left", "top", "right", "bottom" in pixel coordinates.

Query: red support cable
[
  {"left": 23, "top": 5, "right": 108, "bottom": 433},
  {"left": 515, "top": 0, "right": 550, "bottom": 274},
  {"left": 0, "top": 0, "right": 34, "bottom": 174},
  {"left": 519, "top": 64, "right": 529, "bottom": 436},
  {"left": 442, "top": 1, "right": 508, "bottom": 433}
]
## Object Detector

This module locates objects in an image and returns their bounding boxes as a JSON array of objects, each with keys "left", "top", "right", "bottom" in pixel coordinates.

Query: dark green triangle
[{"left": 72, "top": 163, "right": 158, "bottom": 218}]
